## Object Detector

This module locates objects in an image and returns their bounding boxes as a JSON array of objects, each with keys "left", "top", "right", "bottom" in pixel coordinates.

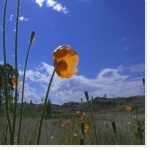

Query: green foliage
[
  {"left": 0, "top": 63, "right": 18, "bottom": 113},
  {"left": 111, "top": 121, "right": 117, "bottom": 135},
  {"left": 81, "top": 121, "right": 84, "bottom": 137},
  {"left": 84, "top": 91, "right": 99, "bottom": 145},
  {"left": 0, "top": 120, "right": 8, "bottom": 145},
  {"left": 45, "top": 99, "right": 52, "bottom": 119},
  {"left": 134, "top": 118, "right": 145, "bottom": 144}
]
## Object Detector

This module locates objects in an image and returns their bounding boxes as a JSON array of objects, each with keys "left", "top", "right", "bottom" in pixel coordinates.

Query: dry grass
[{"left": 0, "top": 107, "right": 145, "bottom": 145}]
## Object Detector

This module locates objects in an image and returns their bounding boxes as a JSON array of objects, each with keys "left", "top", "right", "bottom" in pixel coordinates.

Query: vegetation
[
  {"left": 0, "top": 95, "right": 145, "bottom": 145},
  {"left": 0, "top": 64, "right": 18, "bottom": 112}
]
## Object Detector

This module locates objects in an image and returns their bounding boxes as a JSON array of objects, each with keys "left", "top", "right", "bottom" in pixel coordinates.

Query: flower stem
[
  {"left": 2, "top": 0, "right": 12, "bottom": 143},
  {"left": 17, "top": 31, "right": 35, "bottom": 145},
  {"left": 37, "top": 62, "right": 60, "bottom": 145},
  {"left": 84, "top": 91, "right": 99, "bottom": 144},
  {"left": 12, "top": 0, "right": 21, "bottom": 145}
]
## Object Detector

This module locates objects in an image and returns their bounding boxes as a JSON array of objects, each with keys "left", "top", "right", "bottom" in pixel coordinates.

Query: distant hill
[
  {"left": 1, "top": 95, "right": 144, "bottom": 115},
  {"left": 56, "top": 95, "right": 145, "bottom": 114},
  {"left": 24, "top": 95, "right": 145, "bottom": 114}
]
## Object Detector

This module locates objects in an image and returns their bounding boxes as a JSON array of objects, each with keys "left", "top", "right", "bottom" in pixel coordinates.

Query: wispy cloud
[
  {"left": 18, "top": 62, "right": 145, "bottom": 104},
  {"left": 19, "top": 16, "right": 29, "bottom": 21},
  {"left": 118, "top": 63, "right": 145, "bottom": 73},
  {"left": 10, "top": 15, "right": 13, "bottom": 21},
  {"left": 35, "top": 0, "right": 45, "bottom": 7},
  {"left": 35, "top": 0, "right": 68, "bottom": 14},
  {"left": 122, "top": 37, "right": 127, "bottom": 41},
  {"left": 123, "top": 45, "right": 136, "bottom": 51},
  {"left": 9, "top": 15, "right": 29, "bottom": 22}
]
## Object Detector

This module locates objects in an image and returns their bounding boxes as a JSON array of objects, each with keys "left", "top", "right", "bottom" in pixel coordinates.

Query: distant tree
[
  {"left": 30, "top": 100, "right": 32, "bottom": 104},
  {"left": 45, "top": 99, "right": 52, "bottom": 118},
  {"left": 29, "top": 100, "right": 34, "bottom": 110},
  {"left": 0, "top": 63, "right": 18, "bottom": 112}
]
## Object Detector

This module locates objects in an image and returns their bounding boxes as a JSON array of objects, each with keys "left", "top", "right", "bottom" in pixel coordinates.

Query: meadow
[{"left": 0, "top": 95, "right": 145, "bottom": 145}]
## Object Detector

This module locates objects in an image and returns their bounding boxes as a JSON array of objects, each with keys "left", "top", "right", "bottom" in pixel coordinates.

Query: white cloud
[
  {"left": 10, "top": 15, "right": 13, "bottom": 21},
  {"left": 35, "top": 0, "right": 68, "bottom": 14},
  {"left": 127, "top": 63, "right": 145, "bottom": 73},
  {"left": 18, "top": 62, "right": 145, "bottom": 104},
  {"left": 53, "top": 3, "right": 68, "bottom": 14},
  {"left": 118, "top": 63, "right": 145, "bottom": 73},
  {"left": 35, "top": 0, "right": 45, "bottom": 7},
  {"left": 46, "top": 0, "right": 56, "bottom": 7},
  {"left": 19, "top": 16, "right": 29, "bottom": 21}
]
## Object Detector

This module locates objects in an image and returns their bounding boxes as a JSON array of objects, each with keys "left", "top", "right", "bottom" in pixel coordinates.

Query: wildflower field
[
  {"left": 0, "top": 0, "right": 145, "bottom": 145},
  {"left": 0, "top": 94, "right": 145, "bottom": 145}
]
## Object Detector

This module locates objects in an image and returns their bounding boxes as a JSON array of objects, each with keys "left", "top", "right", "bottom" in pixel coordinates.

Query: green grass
[{"left": 0, "top": 100, "right": 145, "bottom": 145}]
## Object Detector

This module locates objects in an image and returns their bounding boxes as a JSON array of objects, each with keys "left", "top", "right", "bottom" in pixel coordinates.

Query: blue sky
[{"left": 0, "top": 0, "right": 145, "bottom": 104}]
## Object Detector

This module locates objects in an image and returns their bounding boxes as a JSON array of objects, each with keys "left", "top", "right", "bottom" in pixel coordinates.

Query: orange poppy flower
[
  {"left": 75, "top": 110, "right": 80, "bottom": 114},
  {"left": 50, "top": 135, "right": 54, "bottom": 139},
  {"left": 73, "top": 133, "right": 77, "bottom": 137},
  {"left": 82, "top": 112, "right": 85, "bottom": 116},
  {"left": 12, "top": 76, "right": 20, "bottom": 85},
  {"left": 81, "top": 112, "right": 85, "bottom": 120},
  {"left": 84, "top": 124, "right": 89, "bottom": 132},
  {"left": 60, "top": 123, "right": 65, "bottom": 127},
  {"left": 53, "top": 45, "right": 79, "bottom": 78},
  {"left": 125, "top": 106, "right": 132, "bottom": 111}
]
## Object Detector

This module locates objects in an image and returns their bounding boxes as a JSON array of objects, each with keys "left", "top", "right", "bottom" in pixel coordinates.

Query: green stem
[
  {"left": 84, "top": 91, "right": 99, "bottom": 145},
  {"left": 17, "top": 31, "right": 35, "bottom": 145},
  {"left": 2, "top": 0, "right": 12, "bottom": 142},
  {"left": 12, "top": 0, "right": 20, "bottom": 145},
  {"left": 37, "top": 62, "right": 60, "bottom": 145}
]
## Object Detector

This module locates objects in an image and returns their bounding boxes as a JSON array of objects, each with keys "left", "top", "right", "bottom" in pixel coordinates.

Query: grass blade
[
  {"left": 12, "top": 0, "right": 21, "bottom": 145},
  {"left": 2, "top": 0, "right": 12, "bottom": 143},
  {"left": 37, "top": 62, "right": 60, "bottom": 144},
  {"left": 17, "top": 31, "right": 35, "bottom": 144},
  {"left": 111, "top": 121, "right": 117, "bottom": 135},
  {"left": 84, "top": 91, "right": 98, "bottom": 144}
]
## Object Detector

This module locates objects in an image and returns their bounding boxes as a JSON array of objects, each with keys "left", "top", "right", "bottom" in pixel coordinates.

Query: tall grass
[
  {"left": 0, "top": 99, "right": 145, "bottom": 145},
  {"left": 37, "top": 62, "right": 60, "bottom": 144},
  {"left": 84, "top": 91, "right": 98, "bottom": 144},
  {"left": 12, "top": 0, "right": 20, "bottom": 145},
  {"left": 2, "top": 0, "right": 12, "bottom": 143},
  {"left": 17, "top": 31, "right": 35, "bottom": 144}
]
